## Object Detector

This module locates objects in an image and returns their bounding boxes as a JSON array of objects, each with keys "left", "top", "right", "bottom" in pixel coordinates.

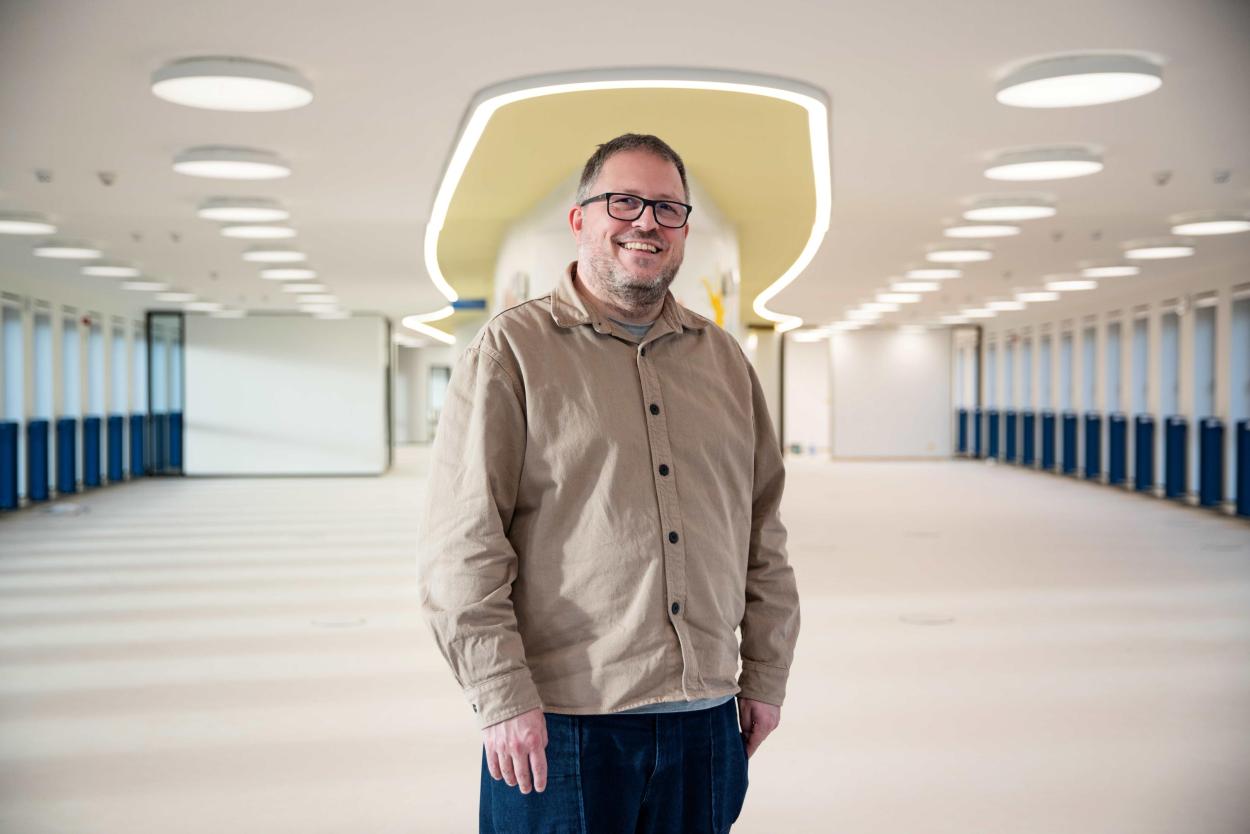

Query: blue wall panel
[
  {"left": 1238, "top": 421, "right": 1249, "bottom": 518},
  {"left": 107, "top": 415, "right": 124, "bottom": 481},
  {"left": 170, "top": 411, "right": 183, "bottom": 470},
  {"left": 1108, "top": 414, "right": 1127, "bottom": 486},
  {"left": 957, "top": 409, "right": 968, "bottom": 454},
  {"left": 988, "top": 409, "right": 1000, "bottom": 459},
  {"left": 55, "top": 417, "right": 77, "bottom": 495},
  {"left": 1199, "top": 419, "right": 1223, "bottom": 508},
  {"left": 83, "top": 416, "right": 102, "bottom": 488},
  {"left": 1041, "top": 411, "right": 1056, "bottom": 470},
  {"left": 151, "top": 412, "right": 167, "bottom": 472},
  {"left": 1022, "top": 412, "right": 1036, "bottom": 466},
  {"left": 1135, "top": 416, "right": 1155, "bottom": 493},
  {"left": 1165, "top": 417, "right": 1187, "bottom": 500},
  {"left": 1084, "top": 413, "right": 1102, "bottom": 480},
  {"left": 1061, "top": 412, "right": 1078, "bottom": 475},
  {"left": 1005, "top": 411, "right": 1018, "bottom": 462},
  {"left": 27, "top": 419, "right": 49, "bottom": 501},
  {"left": 973, "top": 409, "right": 983, "bottom": 458},
  {"left": 0, "top": 421, "right": 17, "bottom": 510},
  {"left": 129, "top": 414, "right": 146, "bottom": 477}
]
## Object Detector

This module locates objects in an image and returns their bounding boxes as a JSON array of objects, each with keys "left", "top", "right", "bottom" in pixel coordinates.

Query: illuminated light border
[
  {"left": 400, "top": 316, "right": 456, "bottom": 345},
  {"left": 408, "top": 68, "right": 832, "bottom": 337}
]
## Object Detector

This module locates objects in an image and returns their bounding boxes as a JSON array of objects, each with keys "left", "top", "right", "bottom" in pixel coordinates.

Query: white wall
[
  {"left": 783, "top": 337, "right": 831, "bottom": 455},
  {"left": 493, "top": 171, "right": 741, "bottom": 334},
  {"left": 831, "top": 328, "right": 952, "bottom": 458},
  {"left": 184, "top": 315, "right": 390, "bottom": 475}
]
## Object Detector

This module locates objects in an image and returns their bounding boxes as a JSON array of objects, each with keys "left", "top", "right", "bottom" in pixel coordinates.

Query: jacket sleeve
[
  {"left": 736, "top": 360, "right": 801, "bottom": 706},
  {"left": 417, "top": 344, "right": 542, "bottom": 729}
]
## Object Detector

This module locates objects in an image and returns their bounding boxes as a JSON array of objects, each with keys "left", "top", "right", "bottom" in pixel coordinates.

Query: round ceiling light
[
  {"left": 941, "top": 315, "right": 970, "bottom": 325},
  {"left": 82, "top": 262, "right": 140, "bottom": 277},
  {"left": 877, "top": 292, "right": 921, "bottom": 304},
  {"left": 33, "top": 240, "right": 101, "bottom": 259},
  {"left": 210, "top": 309, "right": 248, "bottom": 319},
  {"left": 943, "top": 223, "right": 1021, "bottom": 238},
  {"left": 1016, "top": 290, "right": 1060, "bottom": 302},
  {"left": 846, "top": 310, "right": 880, "bottom": 321},
  {"left": 0, "top": 211, "right": 57, "bottom": 235},
  {"left": 260, "top": 267, "right": 316, "bottom": 280},
  {"left": 905, "top": 267, "right": 962, "bottom": 280},
  {"left": 961, "top": 308, "right": 996, "bottom": 319},
  {"left": 926, "top": 244, "right": 992, "bottom": 263},
  {"left": 184, "top": 301, "right": 225, "bottom": 312},
  {"left": 155, "top": 291, "right": 197, "bottom": 302},
  {"left": 1122, "top": 236, "right": 1195, "bottom": 260},
  {"left": 221, "top": 224, "right": 297, "bottom": 240},
  {"left": 984, "top": 146, "right": 1103, "bottom": 181},
  {"left": 280, "top": 283, "right": 328, "bottom": 293},
  {"left": 173, "top": 146, "right": 291, "bottom": 180},
  {"left": 1079, "top": 261, "right": 1140, "bottom": 278},
  {"left": 152, "top": 56, "right": 314, "bottom": 112},
  {"left": 963, "top": 195, "right": 1057, "bottom": 222},
  {"left": 243, "top": 247, "right": 306, "bottom": 263},
  {"left": 1045, "top": 277, "right": 1098, "bottom": 291},
  {"left": 1169, "top": 210, "right": 1250, "bottom": 236},
  {"left": 995, "top": 53, "right": 1163, "bottom": 108},
  {"left": 987, "top": 300, "right": 1027, "bottom": 312},
  {"left": 197, "top": 197, "right": 289, "bottom": 223},
  {"left": 120, "top": 281, "right": 170, "bottom": 292}
]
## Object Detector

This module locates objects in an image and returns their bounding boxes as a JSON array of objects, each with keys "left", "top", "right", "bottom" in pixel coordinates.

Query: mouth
[{"left": 617, "top": 240, "right": 662, "bottom": 254}]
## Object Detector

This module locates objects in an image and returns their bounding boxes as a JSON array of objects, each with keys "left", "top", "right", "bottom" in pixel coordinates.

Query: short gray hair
[{"left": 576, "top": 133, "right": 689, "bottom": 203}]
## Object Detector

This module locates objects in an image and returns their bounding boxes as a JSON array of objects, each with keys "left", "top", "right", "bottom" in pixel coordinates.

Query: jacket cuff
[
  {"left": 465, "top": 669, "right": 544, "bottom": 730},
  {"left": 737, "top": 659, "right": 790, "bottom": 706}
]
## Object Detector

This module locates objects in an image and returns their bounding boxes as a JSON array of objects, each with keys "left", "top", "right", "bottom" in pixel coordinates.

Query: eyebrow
[{"left": 609, "top": 189, "right": 684, "bottom": 202}]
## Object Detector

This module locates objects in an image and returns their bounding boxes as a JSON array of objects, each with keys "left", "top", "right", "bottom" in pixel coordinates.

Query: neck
[{"left": 573, "top": 264, "right": 665, "bottom": 325}]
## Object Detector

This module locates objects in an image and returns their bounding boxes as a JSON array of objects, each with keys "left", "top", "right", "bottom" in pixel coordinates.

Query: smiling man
[{"left": 419, "top": 134, "right": 800, "bottom": 834}]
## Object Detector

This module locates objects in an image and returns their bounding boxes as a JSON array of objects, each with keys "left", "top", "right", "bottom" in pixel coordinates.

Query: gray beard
[{"left": 583, "top": 246, "right": 682, "bottom": 309}]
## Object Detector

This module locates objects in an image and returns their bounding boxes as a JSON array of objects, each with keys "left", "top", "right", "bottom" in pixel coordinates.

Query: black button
[
  {"left": 658, "top": 464, "right": 669, "bottom": 476},
  {"left": 649, "top": 403, "right": 660, "bottom": 416},
  {"left": 671, "top": 602, "right": 681, "bottom": 615},
  {"left": 668, "top": 531, "right": 679, "bottom": 544},
  {"left": 640, "top": 347, "right": 646, "bottom": 356}
]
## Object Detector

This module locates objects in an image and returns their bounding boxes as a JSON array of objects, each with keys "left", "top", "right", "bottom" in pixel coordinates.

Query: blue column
[
  {"left": 169, "top": 411, "right": 183, "bottom": 470},
  {"left": 1108, "top": 414, "right": 1127, "bottom": 486},
  {"left": 1134, "top": 415, "right": 1155, "bottom": 493},
  {"left": 988, "top": 409, "right": 1000, "bottom": 459},
  {"left": 56, "top": 417, "right": 77, "bottom": 495},
  {"left": 107, "top": 415, "right": 124, "bottom": 481},
  {"left": 957, "top": 409, "right": 968, "bottom": 454},
  {"left": 973, "top": 408, "right": 983, "bottom": 458},
  {"left": 83, "top": 416, "right": 102, "bottom": 488},
  {"left": 1199, "top": 418, "right": 1223, "bottom": 508},
  {"left": 0, "top": 421, "right": 17, "bottom": 510}
]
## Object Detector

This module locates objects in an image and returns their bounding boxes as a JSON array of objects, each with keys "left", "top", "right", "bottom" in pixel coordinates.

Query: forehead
[{"left": 594, "top": 150, "right": 685, "bottom": 200}]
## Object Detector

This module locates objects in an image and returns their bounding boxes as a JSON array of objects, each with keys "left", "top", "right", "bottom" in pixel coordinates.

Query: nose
[{"left": 631, "top": 205, "right": 660, "bottom": 232}]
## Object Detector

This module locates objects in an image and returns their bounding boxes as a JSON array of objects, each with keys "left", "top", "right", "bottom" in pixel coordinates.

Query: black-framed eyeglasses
[{"left": 579, "top": 192, "right": 693, "bottom": 229}]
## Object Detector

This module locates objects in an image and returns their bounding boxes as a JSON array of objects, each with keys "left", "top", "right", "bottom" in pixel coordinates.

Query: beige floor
[{"left": 1, "top": 447, "right": 1248, "bottom": 834}]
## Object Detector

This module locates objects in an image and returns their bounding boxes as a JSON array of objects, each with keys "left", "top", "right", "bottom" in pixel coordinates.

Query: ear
[{"left": 568, "top": 204, "right": 583, "bottom": 237}]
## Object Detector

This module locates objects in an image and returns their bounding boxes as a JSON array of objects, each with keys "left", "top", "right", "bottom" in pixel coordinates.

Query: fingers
[
  {"left": 530, "top": 748, "right": 548, "bottom": 793},
  {"left": 512, "top": 748, "right": 533, "bottom": 794},
  {"left": 486, "top": 747, "right": 503, "bottom": 782}
]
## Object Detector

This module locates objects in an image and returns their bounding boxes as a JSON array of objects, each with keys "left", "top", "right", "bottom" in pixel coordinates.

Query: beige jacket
[{"left": 418, "top": 264, "right": 800, "bottom": 729}]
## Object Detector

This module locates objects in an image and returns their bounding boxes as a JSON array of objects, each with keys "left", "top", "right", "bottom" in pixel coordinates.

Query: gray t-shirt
[{"left": 608, "top": 317, "right": 654, "bottom": 341}]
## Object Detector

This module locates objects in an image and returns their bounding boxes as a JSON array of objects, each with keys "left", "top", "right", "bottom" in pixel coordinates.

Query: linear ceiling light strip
[{"left": 415, "top": 69, "right": 832, "bottom": 336}]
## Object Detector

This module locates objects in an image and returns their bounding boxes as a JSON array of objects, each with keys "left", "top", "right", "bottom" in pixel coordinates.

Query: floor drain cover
[
  {"left": 899, "top": 613, "right": 955, "bottom": 626},
  {"left": 310, "top": 617, "right": 367, "bottom": 628},
  {"left": 43, "top": 503, "right": 89, "bottom": 516}
]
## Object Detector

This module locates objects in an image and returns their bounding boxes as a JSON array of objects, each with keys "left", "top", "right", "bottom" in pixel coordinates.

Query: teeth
[{"left": 621, "top": 242, "right": 658, "bottom": 253}]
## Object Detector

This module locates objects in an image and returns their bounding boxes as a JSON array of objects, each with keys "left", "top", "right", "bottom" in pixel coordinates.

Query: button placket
[{"left": 635, "top": 344, "right": 698, "bottom": 687}]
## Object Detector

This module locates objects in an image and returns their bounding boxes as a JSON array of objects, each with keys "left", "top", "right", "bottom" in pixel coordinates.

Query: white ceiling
[{"left": 1, "top": 0, "right": 1248, "bottom": 330}]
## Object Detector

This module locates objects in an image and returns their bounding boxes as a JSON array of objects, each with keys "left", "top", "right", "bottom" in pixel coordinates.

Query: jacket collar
[{"left": 550, "top": 261, "right": 709, "bottom": 333}]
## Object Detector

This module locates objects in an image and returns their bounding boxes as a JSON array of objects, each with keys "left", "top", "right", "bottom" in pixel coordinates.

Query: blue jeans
[{"left": 480, "top": 697, "right": 749, "bottom": 834}]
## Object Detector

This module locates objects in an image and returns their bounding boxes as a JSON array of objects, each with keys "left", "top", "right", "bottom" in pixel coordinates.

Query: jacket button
[
  {"left": 668, "top": 531, "right": 679, "bottom": 544},
  {"left": 658, "top": 464, "right": 669, "bottom": 476},
  {"left": 649, "top": 403, "right": 660, "bottom": 415},
  {"left": 640, "top": 347, "right": 647, "bottom": 356},
  {"left": 671, "top": 602, "right": 681, "bottom": 615}
]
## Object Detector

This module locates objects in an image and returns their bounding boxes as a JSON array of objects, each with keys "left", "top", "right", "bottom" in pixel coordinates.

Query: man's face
[{"left": 570, "top": 149, "right": 689, "bottom": 309}]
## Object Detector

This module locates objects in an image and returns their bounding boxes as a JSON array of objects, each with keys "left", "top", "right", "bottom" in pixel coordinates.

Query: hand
[
  {"left": 482, "top": 707, "right": 548, "bottom": 794},
  {"left": 737, "top": 697, "right": 780, "bottom": 759}
]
